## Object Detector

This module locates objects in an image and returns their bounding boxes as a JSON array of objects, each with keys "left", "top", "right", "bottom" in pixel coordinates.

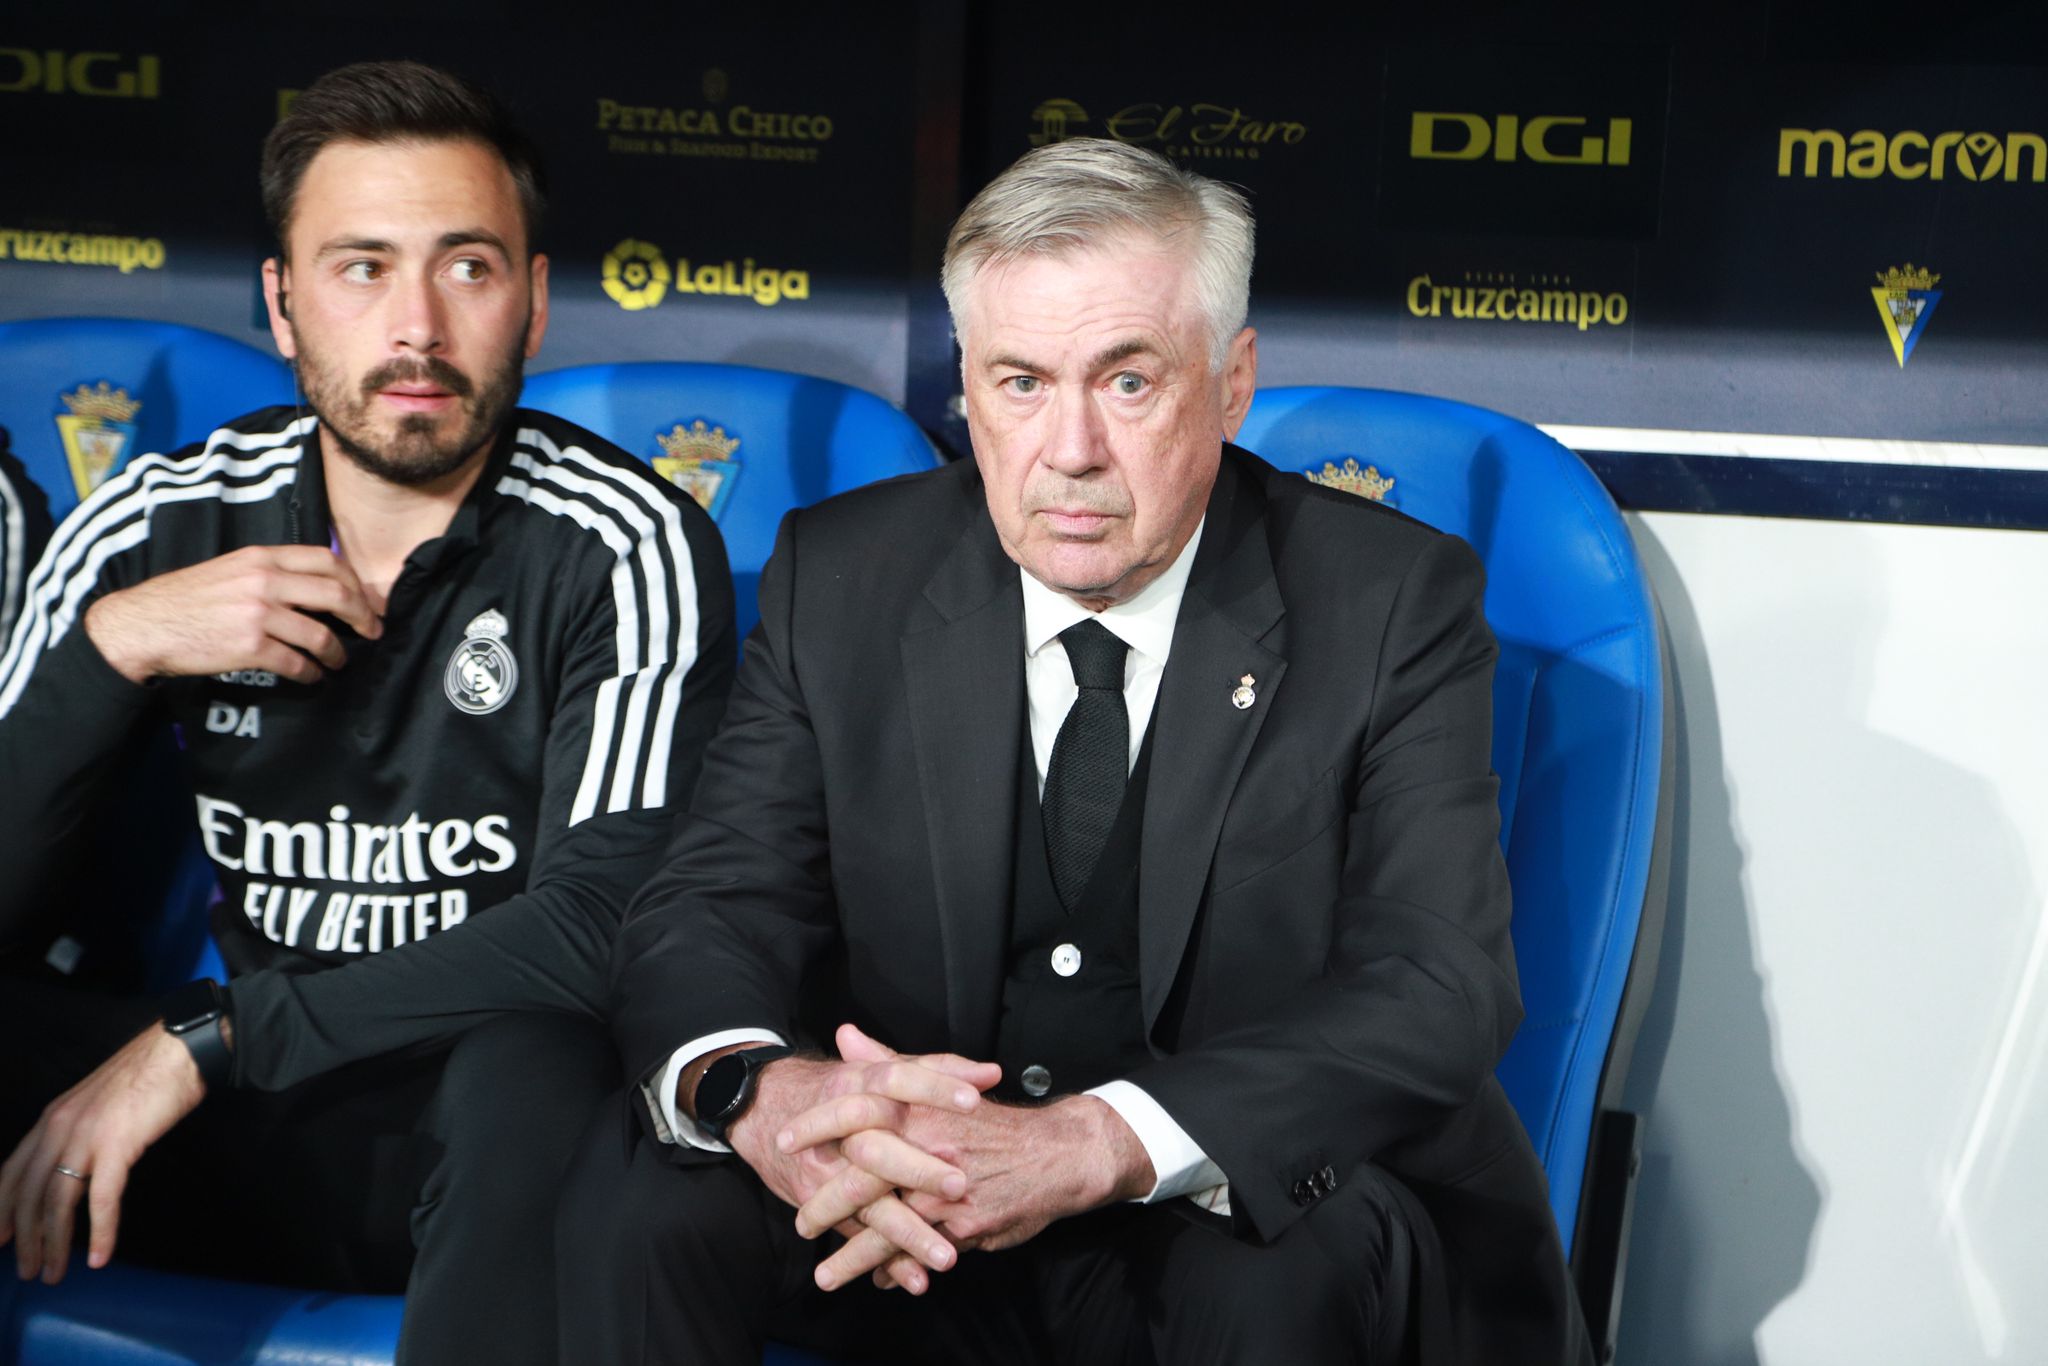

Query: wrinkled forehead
[{"left": 959, "top": 230, "right": 1203, "bottom": 340}]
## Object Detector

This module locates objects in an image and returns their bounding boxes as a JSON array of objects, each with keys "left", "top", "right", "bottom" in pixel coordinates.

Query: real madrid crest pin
[
  {"left": 445, "top": 608, "right": 519, "bottom": 715},
  {"left": 1231, "top": 674, "right": 1256, "bottom": 710}
]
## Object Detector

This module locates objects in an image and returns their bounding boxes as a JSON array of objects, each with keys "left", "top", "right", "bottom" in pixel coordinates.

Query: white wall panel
[{"left": 1618, "top": 512, "right": 2048, "bottom": 1365}]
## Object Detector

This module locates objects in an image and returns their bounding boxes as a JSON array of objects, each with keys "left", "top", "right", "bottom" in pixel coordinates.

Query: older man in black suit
[{"left": 557, "top": 139, "right": 1590, "bottom": 1365}]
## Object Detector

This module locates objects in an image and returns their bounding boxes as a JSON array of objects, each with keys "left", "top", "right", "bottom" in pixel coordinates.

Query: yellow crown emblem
[
  {"left": 1875, "top": 263, "right": 1941, "bottom": 294},
  {"left": 1306, "top": 458, "right": 1395, "bottom": 502},
  {"left": 656, "top": 420, "right": 740, "bottom": 463},
  {"left": 61, "top": 381, "right": 142, "bottom": 424}
]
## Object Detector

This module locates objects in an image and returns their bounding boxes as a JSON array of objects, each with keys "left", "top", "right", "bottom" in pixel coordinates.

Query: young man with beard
[{"left": 0, "top": 62, "right": 734, "bottom": 1365}]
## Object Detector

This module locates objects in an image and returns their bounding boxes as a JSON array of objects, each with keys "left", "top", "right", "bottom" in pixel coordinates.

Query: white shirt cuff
[
  {"left": 648, "top": 1028, "right": 789, "bottom": 1151},
  {"left": 1087, "top": 1079, "right": 1229, "bottom": 1213}
]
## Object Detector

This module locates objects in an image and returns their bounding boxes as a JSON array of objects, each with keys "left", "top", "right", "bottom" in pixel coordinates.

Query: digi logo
[
  {"left": 0, "top": 49, "right": 159, "bottom": 98},
  {"left": 1410, "top": 113, "right": 1632, "bottom": 166}
]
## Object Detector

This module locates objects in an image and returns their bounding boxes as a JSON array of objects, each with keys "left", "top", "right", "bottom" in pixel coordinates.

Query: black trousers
[
  {"left": 1, "top": 972, "right": 615, "bottom": 1366},
  {"left": 556, "top": 1104, "right": 1450, "bottom": 1366}
]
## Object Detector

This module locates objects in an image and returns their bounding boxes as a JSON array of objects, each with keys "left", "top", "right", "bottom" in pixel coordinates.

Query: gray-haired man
[{"left": 559, "top": 138, "right": 1589, "bottom": 1365}]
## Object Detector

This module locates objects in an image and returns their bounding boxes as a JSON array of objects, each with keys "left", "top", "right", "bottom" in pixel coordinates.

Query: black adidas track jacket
[{"left": 0, "top": 406, "right": 734, "bottom": 1090}]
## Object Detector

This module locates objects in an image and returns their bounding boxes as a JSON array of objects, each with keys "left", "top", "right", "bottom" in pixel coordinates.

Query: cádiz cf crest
[
  {"left": 1871, "top": 264, "right": 1942, "bottom": 368},
  {"left": 652, "top": 419, "right": 743, "bottom": 521},
  {"left": 444, "top": 608, "right": 519, "bottom": 716},
  {"left": 1304, "top": 457, "right": 1396, "bottom": 504},
  {"left": 55, "top": 382, "right": 142, "bottom": 500}
]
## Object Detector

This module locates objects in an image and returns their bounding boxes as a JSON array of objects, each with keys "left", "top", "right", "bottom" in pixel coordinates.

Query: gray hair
[{"left": 941, "top": 139, "right": 1255, "bottom": 370}]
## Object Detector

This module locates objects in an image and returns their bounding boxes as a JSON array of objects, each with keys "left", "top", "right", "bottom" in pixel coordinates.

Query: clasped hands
[{"left": 726, "top": 1024, "right": 1152, "bottom": 1296}]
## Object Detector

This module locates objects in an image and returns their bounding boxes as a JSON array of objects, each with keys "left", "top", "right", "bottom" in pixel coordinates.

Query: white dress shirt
[{"left": 652, "top": 520, "right": 1230, "bottom": 1214}]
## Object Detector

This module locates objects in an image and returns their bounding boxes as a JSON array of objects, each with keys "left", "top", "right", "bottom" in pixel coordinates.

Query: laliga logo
[
  {"left": 1410, "top": 112, "right": 1633, "bottom": 166},
  {"left": 602, "top": 238, "right": 671, "bottom": 311},
  {"left": 600, "top": 237, "right": 809, "bottom": 310}
]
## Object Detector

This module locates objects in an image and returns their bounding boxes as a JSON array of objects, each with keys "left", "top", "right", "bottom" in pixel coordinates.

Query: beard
[{"left": 292, "top": 322, "right": 528, "bottom": 487}]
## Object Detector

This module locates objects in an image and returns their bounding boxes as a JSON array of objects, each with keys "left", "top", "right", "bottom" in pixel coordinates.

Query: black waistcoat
[{"left": 993, "top": 721, "right": 1155, "bottom": 1103}]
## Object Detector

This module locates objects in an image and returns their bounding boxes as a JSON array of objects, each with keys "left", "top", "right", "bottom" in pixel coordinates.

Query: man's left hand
[{"left": 0, "top": 1024, "right": 205, "bottom": 1282}]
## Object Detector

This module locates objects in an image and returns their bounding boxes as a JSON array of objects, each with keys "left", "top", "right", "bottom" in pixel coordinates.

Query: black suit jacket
[{"left": 613, "top": 445, "right": 1588, "bottom": 1363}]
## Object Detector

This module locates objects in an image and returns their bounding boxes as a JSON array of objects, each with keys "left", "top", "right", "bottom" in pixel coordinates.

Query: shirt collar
[
  {"left": 284, "top": 415, "right": 328, "bottom": 547},
  {"left": 1020, "top": 517, "right": 1205, "bottom": 666},
  {"left": 295, "top": 414, "right": 513, "bottom": 568}
]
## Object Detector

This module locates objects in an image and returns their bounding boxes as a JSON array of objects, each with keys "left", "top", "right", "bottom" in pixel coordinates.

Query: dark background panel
[
  {"left": 3, "top": 2, "right": 2044, "bottom": 469},
  {"left": 966, "top": 8, "right": 1382, "bottom": 305},
  {"left": 1375, "top": 42, "right": 1672, "bottom": 241}
]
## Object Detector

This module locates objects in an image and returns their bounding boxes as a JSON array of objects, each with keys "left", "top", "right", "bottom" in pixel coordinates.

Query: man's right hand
[
  {"left": 720, "top": 1046, "right": 999, "bottom": 1293},
  {"left": 84, "top": 545, "right": 381, "bottom": 685},
  {"left": 0, "top": 1022, "right": 207, "bottom": 1283}
]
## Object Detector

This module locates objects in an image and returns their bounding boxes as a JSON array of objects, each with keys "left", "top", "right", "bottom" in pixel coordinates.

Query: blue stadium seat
[
  {"left": 1236, "top": 386, "right": 1671, "bottom": 1361},
  {"left": 0, "top": 1260, "right": 847, "bottom": 1366},
  {"left": 522, "top": 361, "right": 943, "bottom": 645},
  {"left": 0, "top": 316, "right": 297, "bottom": 526},
  {"left": 0, "top": 1262, "right": 405, "bottom": 1366}
]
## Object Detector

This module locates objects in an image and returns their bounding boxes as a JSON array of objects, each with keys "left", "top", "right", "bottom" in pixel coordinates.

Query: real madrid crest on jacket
[
  {"left": 446, "top": 608, "right": 519, "bottom": 715},
  {"left": 0, "top": 405, "right": 734, "bottom": 1091}
]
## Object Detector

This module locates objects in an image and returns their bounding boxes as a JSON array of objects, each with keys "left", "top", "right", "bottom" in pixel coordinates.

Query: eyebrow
[
  {"left": 314, "top": 237, "right": 395, "bottom": 259},
  {"left": 439, "top": 228, "right": 512, "bottom": 256},
  {"left": 982, "top": 338, "right": 1158, "bottom": 376},
  {"left": 1088, "top": 338, "right": 1154, "bottom": 371},
  {"left": 312, "top": 229, "right": 512, "bottom": 260}
]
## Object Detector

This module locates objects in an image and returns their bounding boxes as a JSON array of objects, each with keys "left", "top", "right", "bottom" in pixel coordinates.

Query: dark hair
[{"left": 260, "top": 60, "right": 546, "bottom": 257}]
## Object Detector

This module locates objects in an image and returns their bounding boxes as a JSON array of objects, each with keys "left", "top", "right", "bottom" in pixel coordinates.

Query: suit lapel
[
  {"left": 900, "top": 508, "right": 1024, "bottom": 1058},
  {"left": 1140, "top": 452, "right": 1287, "bottom": 1033}
]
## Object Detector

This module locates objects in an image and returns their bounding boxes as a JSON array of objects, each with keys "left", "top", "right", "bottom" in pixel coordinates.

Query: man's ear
[
  {"left": 1219, "top": 327, "right": 1259, "bottom": 441},
  {"left": 524, "top": 253, "right": 551, "bottom": 359},
  {"left": 261, "top": 258, "right": 297, "bottom": 360}
]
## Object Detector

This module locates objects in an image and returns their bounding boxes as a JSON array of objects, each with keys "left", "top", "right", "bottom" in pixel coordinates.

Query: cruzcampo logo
[
  {"left": 1871, "top": 263, "right": 1942, "bottom": 367},
  {"left": 653, "top": 419, "right": 742, "bottom": 520},
  {"left": 56, "top": 381, "right": 141, "bottom": 499},
  {"left": 602, "top": 238, "right": 671, "bottom": 311}
]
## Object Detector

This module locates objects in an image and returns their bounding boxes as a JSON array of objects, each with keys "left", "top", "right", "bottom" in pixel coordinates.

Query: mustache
[
  {"left": 1022, "top": 479, "right": 1130, "bottom": 518},
  {"left": 360, "top": 356, "right": 474, "bottom": 400}
]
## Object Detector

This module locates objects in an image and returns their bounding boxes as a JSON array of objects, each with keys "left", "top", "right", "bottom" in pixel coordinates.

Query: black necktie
[{"left": 1042, "top": 618, "right": 1130, "bottom": 911}]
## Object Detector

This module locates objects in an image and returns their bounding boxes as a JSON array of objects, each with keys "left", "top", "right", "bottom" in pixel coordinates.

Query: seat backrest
[
  {"left": 1235, "top": 386, "right": 1667, "bottom": 1254},
  {"left": 0, "top": 318, "right": 286, "bottom": 989},
  {"left": 521, "top": 362, "right": 942, "bottom": 643},
  {"left": 0, "top": 316, "right": 297, "bottom": 524}
]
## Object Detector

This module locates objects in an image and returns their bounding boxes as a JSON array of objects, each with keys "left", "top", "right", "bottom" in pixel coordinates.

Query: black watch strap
[
  {"left": 696, "top": 1044, "right": 795, "bottom": 1145},
  {"left": 160, "top": 978, "right": 233, "bottom": 1091}
]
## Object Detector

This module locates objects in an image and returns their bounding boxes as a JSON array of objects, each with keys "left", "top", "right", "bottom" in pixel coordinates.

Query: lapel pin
[{"left": 1231, "top": 674, "right": 1256, "bottom": 710}]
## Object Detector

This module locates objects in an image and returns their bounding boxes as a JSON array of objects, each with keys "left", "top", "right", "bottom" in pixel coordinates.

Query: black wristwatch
[
  {"left": 694, "top": 1045, "right": 795, "bottom": 1145},
  {"left": 160, "top": 978, "right": 234, "bottom": 1091}
]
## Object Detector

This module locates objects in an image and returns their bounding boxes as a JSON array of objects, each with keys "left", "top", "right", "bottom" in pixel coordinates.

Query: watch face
[
  {"left": 162, "top": 981, "right": 223, "bottom": 1035},
  {"left": 696, "top": 1053, "right": 751, "bottom": 1125}
]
